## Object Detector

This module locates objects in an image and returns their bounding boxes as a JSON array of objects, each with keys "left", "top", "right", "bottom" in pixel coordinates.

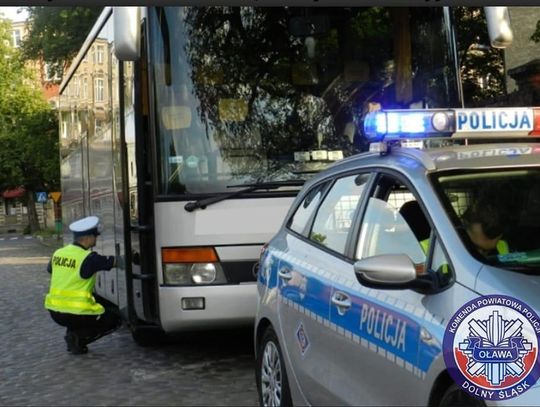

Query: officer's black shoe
[
  {"left": 64, "top": 332, "right": 88, "bottom": 355},
  {"left": 70, "top": 344, "right": 89, "bottom": 355}
]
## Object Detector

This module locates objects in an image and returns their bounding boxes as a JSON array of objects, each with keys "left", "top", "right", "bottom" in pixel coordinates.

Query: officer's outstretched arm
[{"left": 115, "top": 255, "right": 125, "bottom": 269}]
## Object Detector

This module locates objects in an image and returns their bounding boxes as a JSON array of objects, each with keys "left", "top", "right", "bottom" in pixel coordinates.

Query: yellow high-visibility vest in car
[
  {"left": 420, "top": 238, "right": 509, "bottom": 256},
  {"left": 496, "top": 240, "right": 510, "bottom": 255},
  {"left": 419, "top": 238, "right": 509, "bottom": 274},
  {"left": 44, "top": 244, "right": 104, "bottom": 315}
]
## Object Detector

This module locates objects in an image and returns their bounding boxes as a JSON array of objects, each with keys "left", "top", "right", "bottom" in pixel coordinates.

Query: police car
[{"left": 254, "top": 107, "right": 540, "bottom": 406}]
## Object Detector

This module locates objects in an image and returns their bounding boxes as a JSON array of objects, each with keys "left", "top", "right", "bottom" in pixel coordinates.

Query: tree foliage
[
  {"left": 531, "top": 20, "right": 540, "bottom": 43},
  {"left": 0, "top": 19, "right": 59, "bottom": 232},
  {"left": 454, "top": 7, "right": 506, "bottom": 105},
  {"left": 20, "top": 6, "right": 103, "bottom": 80}
]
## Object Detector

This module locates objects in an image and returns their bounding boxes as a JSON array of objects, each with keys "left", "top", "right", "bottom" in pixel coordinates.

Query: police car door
[
  {"left": 328, "top": 173, "right": 445, "bottom": 405},
  {"left": 277, "top": 173, "right": 371, "bottom": 405}
]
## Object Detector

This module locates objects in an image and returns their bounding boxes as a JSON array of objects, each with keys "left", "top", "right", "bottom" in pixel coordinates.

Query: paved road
[{"left": 0, "top": 235, "right": 258, "bottom": 406}]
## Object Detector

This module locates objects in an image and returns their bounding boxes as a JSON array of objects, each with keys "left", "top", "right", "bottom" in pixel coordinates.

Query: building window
[
  {"left": 82, "top": 77, "right": 88, "bottom": 99},
  {"left": 45, "top": 63, "right": 61, "bottom": 81},
  {"left": 12, "top": 30, "right": 21, "bottom": 47},
  {"left": 5, "top": 200, "right": 17, "bottom": 216},
  {"left": 94, "top": 78, "right": 104, "bottom": 102},
  {"left": 62, "top": 121, "right": 68, "bottom": 139},
  {"left": 96, "top": 45, "right": 104, "bottom": 64},
  {"left": 95, "top": 119, "right": 103, "bottom": 134},
  {"left": 93, "top": 45, "right": 105, "bottom": 64}
]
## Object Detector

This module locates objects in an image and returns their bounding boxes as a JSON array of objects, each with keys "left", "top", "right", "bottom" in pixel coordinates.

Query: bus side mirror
[
  {"left": 484, "top": 7, "right": 513, "bottom": 49},
  {"left": 114, "top": 7, "right": 141, "bottom": 61}
]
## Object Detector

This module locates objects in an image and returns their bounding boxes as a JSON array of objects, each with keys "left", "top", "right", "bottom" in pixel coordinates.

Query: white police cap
[{"left": 69, "top": 216, "right": 101, "bottom": 236}]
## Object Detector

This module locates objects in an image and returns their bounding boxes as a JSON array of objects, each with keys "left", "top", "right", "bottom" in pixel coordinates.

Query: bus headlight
[
  {"left": 191, "top": 263, "right": 216, "bottom": 283},
  {"left": 163, "top": 263, "right": 189, "bottom": 285},
  {"left": 163, "top": 263, "right": 225, "bottom": 285},
  {"left": 162, "top": 247, "right": 227, "bottom": 285}
]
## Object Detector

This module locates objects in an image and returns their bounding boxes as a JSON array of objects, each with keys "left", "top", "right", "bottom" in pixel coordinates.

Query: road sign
[
  {"left": 35, "top": 192, "right": 48, "bottom": 203},
  {"left": 50, "top": 192, "right": 62, "bottom": 203}
]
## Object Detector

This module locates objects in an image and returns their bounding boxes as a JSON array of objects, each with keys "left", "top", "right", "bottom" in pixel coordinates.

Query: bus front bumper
[{"left": 158, "top": 283, "right": 257, "bottom": 332}]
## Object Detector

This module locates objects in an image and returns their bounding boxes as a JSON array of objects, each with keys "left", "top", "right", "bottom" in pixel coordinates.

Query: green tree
[
  {"left": 0, "top": 19, "right": 59, "bottom": 233},
  {"left": 454, "top": 7, "right": 506, "bottom": 105},
  {"left": 531, "top": 20, "right": 540, "bottom": 43},
  {"left": 20, "top": 6, "right": 103, "bottom": 80}
]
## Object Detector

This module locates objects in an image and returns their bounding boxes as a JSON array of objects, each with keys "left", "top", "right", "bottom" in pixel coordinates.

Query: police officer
[
  {"left": 462, "top": 201, "right": 509, "bottom": 257},
  {"left": 44, "top": 216, "right": 123, "bottom": 355}
]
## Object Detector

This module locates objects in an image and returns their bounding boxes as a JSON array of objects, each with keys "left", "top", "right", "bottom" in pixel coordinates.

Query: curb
[{"left": 35, "top": 235, "right": 64, "bottom": 249}]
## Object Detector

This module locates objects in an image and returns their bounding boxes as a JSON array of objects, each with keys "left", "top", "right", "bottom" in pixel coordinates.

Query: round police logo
[{"left": 443, "top": 295, "right": 540, "bottom": 401}]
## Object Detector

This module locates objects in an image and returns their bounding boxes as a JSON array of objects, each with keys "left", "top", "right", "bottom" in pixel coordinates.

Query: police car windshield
[{"left": 434, "top": 168, "right": 540, "bottom": 273}]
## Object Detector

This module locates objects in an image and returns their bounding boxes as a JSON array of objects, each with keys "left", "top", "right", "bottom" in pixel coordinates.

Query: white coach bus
[{"left": 58, "top": 6, "right": 508, "bottom": 344}]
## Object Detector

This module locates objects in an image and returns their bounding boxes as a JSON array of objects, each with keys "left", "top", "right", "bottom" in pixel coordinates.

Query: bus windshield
[{"left": 149, "top": 7, "right": 460, "bottom": 195}]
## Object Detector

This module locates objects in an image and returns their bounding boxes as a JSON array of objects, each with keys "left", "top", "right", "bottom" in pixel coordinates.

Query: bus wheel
[
  {"left": 131, "top": 326, "right": 167, "bottom": 347},
  {"left": 256, "top": 326, "right": 292, "bottom": 407},
  {"left": 439, "top": 384, "right": 485, "bottom": 407}
]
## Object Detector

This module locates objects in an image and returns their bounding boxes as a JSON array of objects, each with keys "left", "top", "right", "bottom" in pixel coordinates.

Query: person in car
[{"left": 461, "top": 201, "right": 509, "bottom": 257}]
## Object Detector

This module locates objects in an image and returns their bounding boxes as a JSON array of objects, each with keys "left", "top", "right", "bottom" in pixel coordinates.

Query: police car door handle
[
  {"left": 278, "top": 267, "right": 293, "bottom": 280},
  {"left": 331, "top": 292, "right": 352, "bottom": 310}
]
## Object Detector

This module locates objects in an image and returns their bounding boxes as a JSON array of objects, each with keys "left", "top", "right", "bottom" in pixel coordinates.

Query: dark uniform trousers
[{"left": 49, "top": 307, "right": 121, "bottom": 346}]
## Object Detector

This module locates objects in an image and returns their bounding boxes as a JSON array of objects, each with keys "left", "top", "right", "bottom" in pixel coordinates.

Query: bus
[{"left": 58, "top": 6, "right": 511, "bottom": 344}]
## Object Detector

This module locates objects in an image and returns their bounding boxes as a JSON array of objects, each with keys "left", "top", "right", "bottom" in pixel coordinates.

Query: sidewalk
[
  {"left": 0, "top": 233, "right": 63, "bottom": 249},
  {"left": 35, "top": 234, "right": 64, "bottom": 250}
]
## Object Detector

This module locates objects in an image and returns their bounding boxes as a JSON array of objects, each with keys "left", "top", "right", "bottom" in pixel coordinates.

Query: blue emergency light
[{"left": 364, "top": 107, "right": 540, "bottom": 142}]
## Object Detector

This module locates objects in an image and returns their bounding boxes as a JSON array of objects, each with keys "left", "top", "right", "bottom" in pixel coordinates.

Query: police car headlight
[{"left": 163, "top": 262, "right": 226, "bottom": 285}]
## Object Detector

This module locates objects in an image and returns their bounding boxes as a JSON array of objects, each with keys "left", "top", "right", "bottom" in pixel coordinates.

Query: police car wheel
[
  {"left": 256, "top": 327, "right": 292, "bottom": 407},
  {"left": 439, "top": 384, "right": 485, "bottom": 407}
]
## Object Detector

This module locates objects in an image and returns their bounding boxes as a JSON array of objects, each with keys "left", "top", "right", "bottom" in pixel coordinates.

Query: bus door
[{"left": 121, "top": 26, "right": 160, "bottom": 329}]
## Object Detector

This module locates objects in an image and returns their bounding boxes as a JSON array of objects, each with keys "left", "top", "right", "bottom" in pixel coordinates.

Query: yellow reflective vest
[
  {"left": 44, "top": 244, "right": 105, "bottom": 315},
  {"left": 496, "top": 240, "right": 510, "bottom": 255},
  {"left": 419, "top": 238, "right": 509, "bottom": 274},
  {"left": 420, "top": 239, "right": 509, "bottom": 256}
]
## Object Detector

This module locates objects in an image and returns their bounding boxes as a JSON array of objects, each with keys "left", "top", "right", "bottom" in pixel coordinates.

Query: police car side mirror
[{"left": 354, "top": 254, "right": 417, "bottom": 289}]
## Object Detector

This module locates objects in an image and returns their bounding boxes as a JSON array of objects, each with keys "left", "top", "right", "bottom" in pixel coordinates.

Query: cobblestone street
[{"left": 0, "top": 236, "right": 258, "bottom": 406}]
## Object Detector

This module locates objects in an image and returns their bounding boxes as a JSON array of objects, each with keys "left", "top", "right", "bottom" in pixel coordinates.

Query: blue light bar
[
  {"left": 364, "top": 107, "right": 540, "bottom": 142},
  {"left": 364, "top": 109, "right": 455, "bottom": 141}
]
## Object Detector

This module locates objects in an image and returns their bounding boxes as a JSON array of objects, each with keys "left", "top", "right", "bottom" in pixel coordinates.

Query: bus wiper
[{"left": 184, "top": 180, "right": 305, "bottom": 212}]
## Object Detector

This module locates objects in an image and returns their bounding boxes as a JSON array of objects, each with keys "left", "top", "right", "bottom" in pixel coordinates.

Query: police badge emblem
[{"left": 443, "top": 295, "right": 540, "bottom": 401}]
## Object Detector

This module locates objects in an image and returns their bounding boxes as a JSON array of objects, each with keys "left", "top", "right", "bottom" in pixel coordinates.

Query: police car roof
[
  {"left": 420, "top": 142, "right": 540, "bottom": 170},
  {"left": 322, "top": 141, "right": 540, "bottom": 178}
]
